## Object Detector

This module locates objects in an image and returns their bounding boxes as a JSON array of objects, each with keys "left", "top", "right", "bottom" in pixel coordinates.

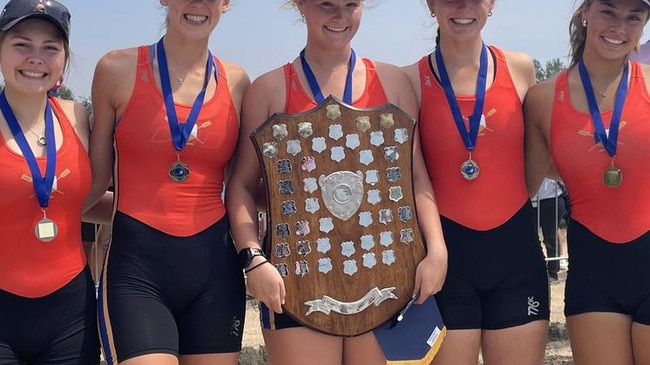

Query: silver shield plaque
[{"left": 250, "top": 96, "right": 426, "bottom": 336}]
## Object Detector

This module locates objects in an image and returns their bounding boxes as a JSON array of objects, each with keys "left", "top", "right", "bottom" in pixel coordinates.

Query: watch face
[{"left": 239, "top": 248, "right": 264, "bottom": 269}]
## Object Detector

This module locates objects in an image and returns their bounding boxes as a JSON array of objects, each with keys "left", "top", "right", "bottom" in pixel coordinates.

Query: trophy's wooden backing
[{"left": 250, "top": 97, "right": 426, "bottom": 336}]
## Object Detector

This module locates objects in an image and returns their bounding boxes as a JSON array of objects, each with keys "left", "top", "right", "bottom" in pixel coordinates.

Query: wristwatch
[{"left": 238, "top": 247, "right": 265, "bottom": 269}]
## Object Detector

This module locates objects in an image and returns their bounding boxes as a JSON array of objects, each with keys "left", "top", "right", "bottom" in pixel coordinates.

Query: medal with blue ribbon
[
  {"left": 578, "top": 59, "right": 628, "bottom": 188},
  {"left": 0, "top": 91, "right": 58, "bottom": 242},
  {"left": 300, "top": 48, "right": 356, "bottom": 104},
  {"left": 157, "top": 38, "right": 217, "bottom": 182},
  {"left": 434, "top": 42, "right": 488, "bottom": 181}
]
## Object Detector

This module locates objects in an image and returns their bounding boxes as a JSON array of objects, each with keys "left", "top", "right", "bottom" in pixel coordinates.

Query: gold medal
[
  {"left": 169, "top": 160, "right": 190, "bottom": 182},
  {"left": 603, "top": 165, "right": 622, "bottom": 188},
  {"left": 460, "top": 158, "right": 480, "bottom": 181},
  {"left": 35, "top": 217, "right": 57, "bottom": 242}
]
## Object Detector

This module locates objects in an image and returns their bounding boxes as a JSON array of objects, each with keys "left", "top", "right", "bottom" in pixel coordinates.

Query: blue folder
[{"left": 374, "top": 295, "right": 446, "bottom": 365}]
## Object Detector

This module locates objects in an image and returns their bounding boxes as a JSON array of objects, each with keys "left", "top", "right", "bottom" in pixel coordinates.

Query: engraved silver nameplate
[
  {"left": 305, "top": 287, "right": 397, "bottom": 316},
  {"left": 319, "top": 171, "right": 364, "bottom": 221}
]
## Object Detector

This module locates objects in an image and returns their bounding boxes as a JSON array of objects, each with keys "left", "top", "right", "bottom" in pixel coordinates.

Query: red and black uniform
[
  {"left": 418, "top": 46, "right": 549, "bottom": 330},
  {"left": 0, "top": 97, "right": 98, "bottom": 364},
  {"left": 551, "top": 63, "right": 650, "bottom": 323},
  {"left": 98, "top": 45, "right": 245, "bottom": 364}
]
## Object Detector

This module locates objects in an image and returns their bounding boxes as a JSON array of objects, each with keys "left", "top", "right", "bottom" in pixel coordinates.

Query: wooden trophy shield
[{"left": 250, "top": 96, "right": 426, "bottom": 336}]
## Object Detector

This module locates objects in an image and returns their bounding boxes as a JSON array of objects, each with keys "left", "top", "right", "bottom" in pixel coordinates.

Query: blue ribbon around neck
[
  {"left": 156, "top": 38, "right": 217, "bottom": 153},
  {"left": 434, "top": 42, "right": 488, "bottom": 152},
  {"left": 577, "top": 59, "right": 629, "bottom": 158},
  {"left": 299, "top": 48, "right": 356, "bottom": 104},
  {"left": 0, "top": 91, "right": 56, "bottom": 209}
]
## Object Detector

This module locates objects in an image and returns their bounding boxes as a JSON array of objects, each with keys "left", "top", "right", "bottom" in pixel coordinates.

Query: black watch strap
[{"left": 238, "top": 247, "right": 265, "bottom": 269}]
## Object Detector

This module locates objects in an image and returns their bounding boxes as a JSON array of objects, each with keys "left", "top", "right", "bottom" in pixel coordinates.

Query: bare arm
[
  {"left": 503, "top": 50, "right": 537, "bottom": 102},
  {"left": 524, "top": 79, "right": 556, "bottom": 197},
  {"left": 378, "top": 62, "right": 448, "bottom": 303},
  {"left": 226, "top": 69, "right": 286, "bottom": 313},
  {"left": 221, "top": 61, "right": 251, "bottom": 183},
  {"left": 53, "top": 98, "right": 114, "bottom": 225},
  {"left": 82, "top": 49, "right": 136, "bottom": 215}
]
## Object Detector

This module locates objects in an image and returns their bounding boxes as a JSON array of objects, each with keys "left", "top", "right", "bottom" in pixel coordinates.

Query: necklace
[
  {"left": 17, "top": 120, "right": 46, "bottom": 146},
  {"left": 175, "top": 76, "right": 184, "bottom": 84},
  {"left": 594, "top": 88, "right": 607, "bottom": 98}
]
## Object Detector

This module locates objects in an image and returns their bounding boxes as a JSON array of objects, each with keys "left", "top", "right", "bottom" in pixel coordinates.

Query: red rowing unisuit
[
  {"left": 551, "top": 62, "right": 650, "bottom": 243},
  {"left": 0, "top": 97, "right": 90, "bottom": 298},
  {"left": 114, "top": 45, "right": 239, "bottom": 237},
  {"left": 418, "top": 46, "right": 528, "bottom": 231}
]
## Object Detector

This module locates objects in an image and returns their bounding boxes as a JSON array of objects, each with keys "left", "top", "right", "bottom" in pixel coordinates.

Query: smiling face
[
  {"left": 0, "top": 18, "right": 66, "bottom": 95},
  {"left": 297, "top": 0, "right": 363, "bottom": 51},
  {"left": 164, "top": 0, "right": 230, "bottom": 40},
  {"left": 582, "top": 0, "right": 649, "bottom": 60},
  {"left": 428, "top": 0, "right": 495, "bottom": 42}
]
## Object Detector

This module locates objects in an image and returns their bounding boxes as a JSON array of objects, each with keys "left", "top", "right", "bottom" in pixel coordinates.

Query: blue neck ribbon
[
  {"left": 156, "top": 38, "right": 217, "bottom": 153},
  {"left": 577, "top": 59, "right": 629, "bottom": 158},
  {"left": 299, "top": 48, "right": 356, "bottom": 104},
  {"left": 434, "top": 43, "right": 488, "bottom": 152},
  {"left": 0, "top": 91, "right": 56, "bottom": 209}
]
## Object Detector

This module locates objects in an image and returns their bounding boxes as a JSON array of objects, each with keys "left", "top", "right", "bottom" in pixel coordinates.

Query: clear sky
[{"left": 57, "top": 0, "right": 583, "bottom": 98}]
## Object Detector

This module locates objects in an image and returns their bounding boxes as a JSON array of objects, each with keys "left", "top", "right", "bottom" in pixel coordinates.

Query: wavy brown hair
[
  {"left": 569, "top": 0, "right": 592, "bottom": 68},
  {"left": 569, "top": 0, "right": 650, "bottom": 67}
]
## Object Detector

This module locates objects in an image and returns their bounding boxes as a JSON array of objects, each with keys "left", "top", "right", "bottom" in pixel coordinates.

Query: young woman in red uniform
[
  {"left": 402, "top": 1, "right": 550, "bottom": 364},
  {"left": 85, "top": 0, "right": 250, "bottom": 364},
  {"left": 226, "top": 1, "right": 447, "bottom": 364},
  {"left": 0, "top": 0, "right": 100, "bottom": 363},
  {"left": 525, "top": 0, "right": 650, "bottom": 364}
]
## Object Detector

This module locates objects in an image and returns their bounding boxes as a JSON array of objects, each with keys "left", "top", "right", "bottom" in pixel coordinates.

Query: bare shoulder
[
  {"left": 499, "top": 48, "right": 536, "bottom": 100},
  {"left": 401, "top": 60, "right": 422, "bottom": 102},
  {"left": 638, "top": 62, "right": 650, "bottom": 91},
  {"left": 53, "top": 98, "right": 90, "bottom": 147},
  {"left": 372, "top": 60, "right": 414, "bottom": 97},
  {"left": 221, "top": 60, "right": 251, "bottom": 89},
  {"left": 92, "top": 47, "right": 139, "bottom": 105},
  {"left": 249, "top": 67, "right": 285, "bottom": 99},
  {"left": 94, "top": 47, "right": 139, "bottom": 79},
  {"left": 220, "top": 60, "right": 251, "bottom": 112},
  {"left": 242, "top": 66, "right": 287, "bottom": 127},
  {"left": 373, "top": 61, "right": 410, "bottom": 83},
  {"left": 526, "top": 76, "right": 557, "bottom": 104},
  {"left": 52, "top": 97, "right": 77, "bottom": 119},
  {"left": 401, "top": 60, "right": 421, "bottom": 84},
  {"left": 372, "top": 60, "right": 418, "bottom": 117},
  {"left": 524, "top": 75, "right": 558, "bottom": 127},
  {"left": 501, "top": 49, "right": 535, "bottom": 74}
]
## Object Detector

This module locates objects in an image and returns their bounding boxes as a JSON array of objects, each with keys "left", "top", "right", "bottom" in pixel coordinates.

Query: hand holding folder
[{"left": 374, "top": 295, "right": 446, "bottom": 365}]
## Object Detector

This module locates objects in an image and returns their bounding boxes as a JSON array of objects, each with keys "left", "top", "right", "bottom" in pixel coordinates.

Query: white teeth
[
  {"left": 325, "top": 26, "right": 347, "bottom": 32},
  {"left": 184, "top": 14, "right": 208, "bottom": 24},
  {"left": 452, "top": 18, "right": 474, "bottom": 25},
  {"left": 603, "top": 37, "right": 624, "bottom": 45},
  {"left": 21, "top": 71, "right": 45, "bottom": 78}
]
